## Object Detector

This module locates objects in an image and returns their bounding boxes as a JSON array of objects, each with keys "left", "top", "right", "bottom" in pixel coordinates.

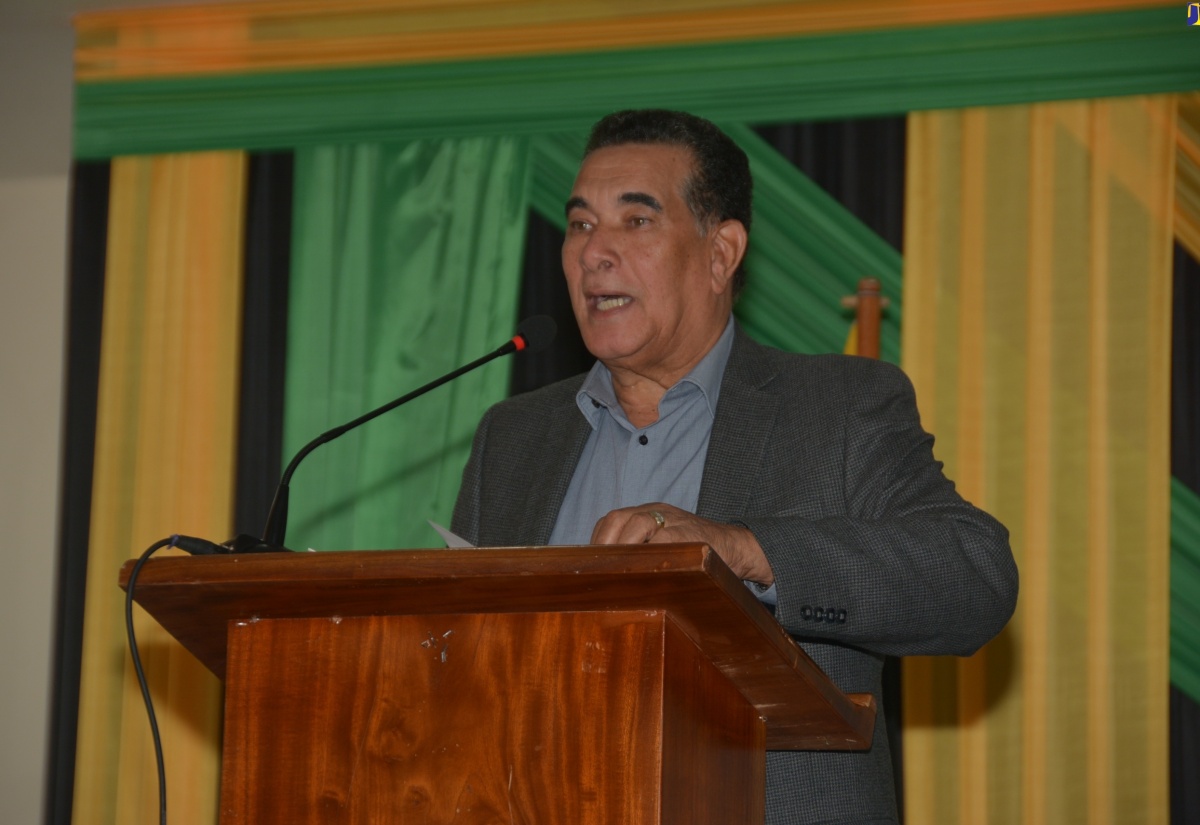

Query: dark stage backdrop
[{"left": 46, "top": 161, "right": 110, "bottom": 825}]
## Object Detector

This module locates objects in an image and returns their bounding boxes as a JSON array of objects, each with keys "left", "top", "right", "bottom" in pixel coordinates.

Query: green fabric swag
[
  {"left": 282, "top": 136, "right": 530, "bottom": 552},
  {"left": 76, "top": 7, "right": 1197, "bottom": 160},
  {"left": 724, "top": 123, "right": 902, "bottom": 362},
  {"left": 1173, "top": 477, "right": 1200, "bottom": 702}
]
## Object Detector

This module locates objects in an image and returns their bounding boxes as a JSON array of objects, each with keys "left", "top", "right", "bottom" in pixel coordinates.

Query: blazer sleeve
[{"left": 737, "top": 359, "right": 1018, "bottom": 658}]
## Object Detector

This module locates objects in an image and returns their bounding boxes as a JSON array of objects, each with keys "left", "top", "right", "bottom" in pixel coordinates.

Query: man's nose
[{"left": 580, "top": 226, "right": 616, "bottom": 270}]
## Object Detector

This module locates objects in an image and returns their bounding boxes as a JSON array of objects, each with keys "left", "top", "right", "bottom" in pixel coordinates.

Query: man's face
[{"left": 562, "top": 143, "right": 738, "bottom": 384}]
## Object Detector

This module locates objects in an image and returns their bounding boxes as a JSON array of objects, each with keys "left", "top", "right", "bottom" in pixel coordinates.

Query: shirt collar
[{"left": 575, "top": 316, "right": 736, "bottom": 427}]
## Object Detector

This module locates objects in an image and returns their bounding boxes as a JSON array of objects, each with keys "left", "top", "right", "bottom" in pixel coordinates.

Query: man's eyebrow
[
  {"left": 619, "top": 192, "right": 663, "bottom": 211},
  {"left": 564, "top": 192, "right": 664, "bottom": 216}
]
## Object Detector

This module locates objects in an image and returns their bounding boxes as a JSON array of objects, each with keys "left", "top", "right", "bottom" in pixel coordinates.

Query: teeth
[{"left": 595, "top": 296, "right": 632, "bottom": 311}]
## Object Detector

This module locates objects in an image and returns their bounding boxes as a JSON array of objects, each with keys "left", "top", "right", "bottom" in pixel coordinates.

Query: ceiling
[{"left": 0, "top": 0, "right": 256, "bottom": 178}]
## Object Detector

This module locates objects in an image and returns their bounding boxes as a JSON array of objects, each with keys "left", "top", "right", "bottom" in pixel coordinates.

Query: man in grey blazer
[{"left": 452, "top": 109, "right": 1018, "bottom": 824}]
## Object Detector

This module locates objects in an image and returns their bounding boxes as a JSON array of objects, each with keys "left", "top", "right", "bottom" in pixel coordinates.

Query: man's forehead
[{"left": 567, "top": 143, "right": 692, "bottom": 211}]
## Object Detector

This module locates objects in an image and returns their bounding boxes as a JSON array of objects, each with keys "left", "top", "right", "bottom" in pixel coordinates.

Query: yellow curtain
[
  {"left": 72, "top": 152, "right": 246, "bottom": 824},
  {"left": 900, "top": 97, "right": 1174, "bottom": 824}
]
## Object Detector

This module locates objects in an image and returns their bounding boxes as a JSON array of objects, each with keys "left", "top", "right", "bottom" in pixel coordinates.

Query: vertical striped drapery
[
  {"left": 71, "top": 152, "right": 246, "bottom": 824},
  {"left": 901, "top": 96, "right": 1175, "bottom": 824},
  {"left": 282, "top": 138, "right": 531, "bottom": 552}
]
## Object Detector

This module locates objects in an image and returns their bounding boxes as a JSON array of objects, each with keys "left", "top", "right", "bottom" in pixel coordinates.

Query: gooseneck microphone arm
[
  {"left": 259, "top": 315, "right": 556, "bottom": 549},
  {"left": 125, "top": 315, "right": 556, "bottom": 825}
]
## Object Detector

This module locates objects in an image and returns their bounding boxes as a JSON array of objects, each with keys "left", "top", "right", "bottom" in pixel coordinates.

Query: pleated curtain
[
  {"left": 901, "top": 95, "right": 1175, "bottom": 824},
  {"left": 73, "top": 153, "right": 246, "bottom": 823},
  {"left": 283, "top": 137, "right": 530, "bottom": 552}
]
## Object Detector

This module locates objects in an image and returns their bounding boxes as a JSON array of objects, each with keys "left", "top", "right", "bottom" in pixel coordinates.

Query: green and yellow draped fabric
[{"left": 69, "top": 2, "right": 1199, "bottom": 824}]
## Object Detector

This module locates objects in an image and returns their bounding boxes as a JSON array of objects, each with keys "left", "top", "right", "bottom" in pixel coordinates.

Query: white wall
[{"left": 0, "top": 9, "right": 75, "bottom": 825}]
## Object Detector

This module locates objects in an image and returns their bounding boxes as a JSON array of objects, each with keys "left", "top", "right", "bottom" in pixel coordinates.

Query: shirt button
[{"left": 638, "top": 434, "right": 649, "bottom": 445}]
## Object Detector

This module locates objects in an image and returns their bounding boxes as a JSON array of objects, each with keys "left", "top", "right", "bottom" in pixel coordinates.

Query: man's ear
[{"left": 709, "top": 219, "right": 748, "bottom": 295}]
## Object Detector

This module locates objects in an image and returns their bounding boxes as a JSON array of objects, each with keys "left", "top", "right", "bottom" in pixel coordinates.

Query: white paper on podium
[{"left": 428, "top": 520, "right": 475, "bottom": 548}]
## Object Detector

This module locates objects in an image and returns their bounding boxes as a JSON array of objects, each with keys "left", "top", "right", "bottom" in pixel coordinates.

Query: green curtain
[
  {"left": 529, "top": 131, "right": 587, "bottom": 229},
  {"left": 283, "top": 137, "right": 530, "bottom": 551},
  {"left": 1173, "top": 477, "right": 1200, "bottom": 700},
  {"left": 75, "top": 8, "right": 1198, "bottom": 159}
]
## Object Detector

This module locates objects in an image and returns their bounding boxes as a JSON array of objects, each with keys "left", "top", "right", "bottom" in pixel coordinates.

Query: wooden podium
[{"left": 121, "top": 544, "right": 875, "bottom": 824}]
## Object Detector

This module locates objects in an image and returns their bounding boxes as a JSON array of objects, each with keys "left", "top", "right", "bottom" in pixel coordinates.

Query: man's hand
[{"left": 590, "top": 503, "right": 775, "bottom": 586}]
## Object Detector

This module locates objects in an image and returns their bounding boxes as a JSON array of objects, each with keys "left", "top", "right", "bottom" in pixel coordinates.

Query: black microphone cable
[{"left": 124, "top": 533, "right": 225, "bottom": 825}]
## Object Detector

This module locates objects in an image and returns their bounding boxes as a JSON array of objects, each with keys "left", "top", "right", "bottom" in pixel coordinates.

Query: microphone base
[{"left": 220, "top": 534, "right": 295, "bottom": 554}]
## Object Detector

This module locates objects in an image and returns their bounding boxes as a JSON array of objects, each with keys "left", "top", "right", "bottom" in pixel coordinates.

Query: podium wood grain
[
  {"left": 120, "top": 544, "right": 873, "bottom": 751},
  {"left": 121, "top": 544, "right": 874, "bottom": 824},
  {"left": 219, "top": 612, "right": 763, "bottom": 824}
]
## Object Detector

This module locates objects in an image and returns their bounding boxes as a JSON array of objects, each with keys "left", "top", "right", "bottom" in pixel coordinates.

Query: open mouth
[{"left": 593, "top": 295, "right": 633, "bottom": 311}]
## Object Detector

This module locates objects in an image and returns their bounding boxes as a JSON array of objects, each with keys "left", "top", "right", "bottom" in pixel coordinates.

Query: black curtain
[
  {"left": 234, "top": 152, "right": 295, "bottom": 539},
  {"left": 46, "top": 161, "right": 111, "bottom": 825},
  {"left": 754, "top": 118, "right": 907, "bottom": 253},
  {"left": 1171, "top": 243, "right": 1200, "bottom": 825},
  {"left": 510, "top": 211, "right": 592, "bottom": 395},
  {"left": 1172, "top": 244, "right": 1200, "bottom": 495}
]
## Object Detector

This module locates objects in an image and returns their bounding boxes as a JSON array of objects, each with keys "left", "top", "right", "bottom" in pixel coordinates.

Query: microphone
[
  {"left": 217, "top": 315, "right": 557, "bottom": 554},
  {"left": 509, "top": 314, "right": 556, "bottom": 355}
]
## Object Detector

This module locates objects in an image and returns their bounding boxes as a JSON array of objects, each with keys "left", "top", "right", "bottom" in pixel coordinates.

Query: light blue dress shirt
[{"left": 548, "top": 318, "right": 776, "bottom": 605}]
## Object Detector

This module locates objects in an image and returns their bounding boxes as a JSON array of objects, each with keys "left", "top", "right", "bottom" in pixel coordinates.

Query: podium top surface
[{"left": 120, "top": 543, "right": 874, "bottom": 749}]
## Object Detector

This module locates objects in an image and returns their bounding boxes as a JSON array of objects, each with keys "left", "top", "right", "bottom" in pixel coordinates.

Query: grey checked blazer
[{"left": 453, "top": 325, "right": 1018, "bottom": 824}]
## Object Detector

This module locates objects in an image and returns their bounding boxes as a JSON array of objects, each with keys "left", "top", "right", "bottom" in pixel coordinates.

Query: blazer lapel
[
  {"left": 525, "top": 397, "right": 591, "bottom": 545},
  {"left": 697, "top": 328, "right": 781, "bottom": 522}
]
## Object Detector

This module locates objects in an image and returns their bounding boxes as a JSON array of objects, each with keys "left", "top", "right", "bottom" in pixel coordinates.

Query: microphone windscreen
[{"left": 516, "top": 315, "right": 557, "bottom": 354}]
